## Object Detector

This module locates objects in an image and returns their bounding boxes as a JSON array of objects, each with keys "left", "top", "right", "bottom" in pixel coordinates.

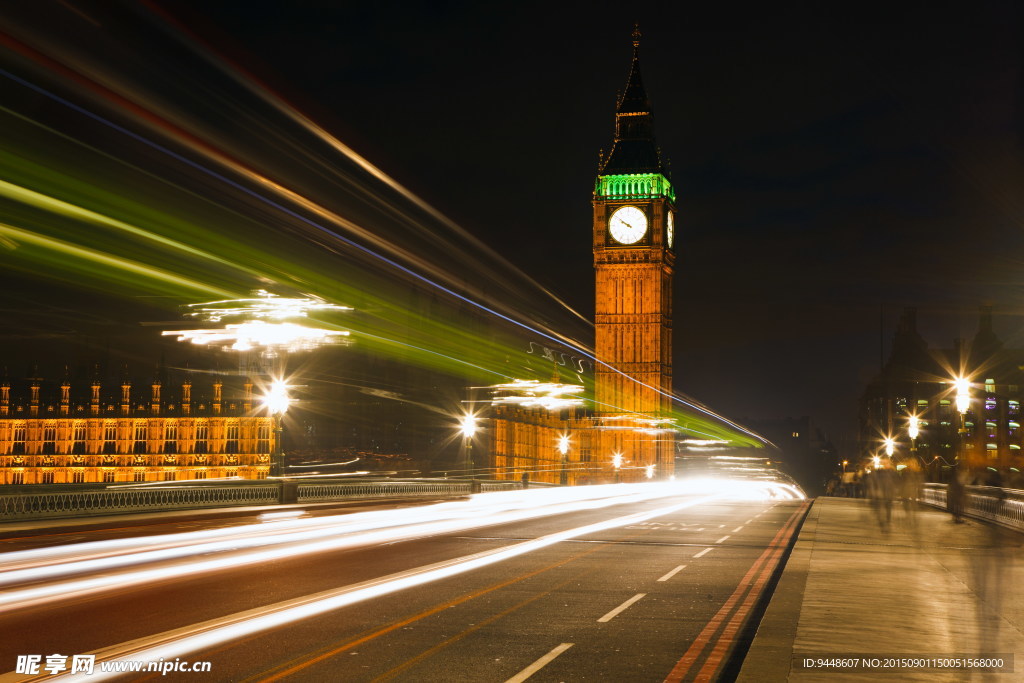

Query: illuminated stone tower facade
[{"left": 593, "top": 28, "right": 675, "bottom": 478}]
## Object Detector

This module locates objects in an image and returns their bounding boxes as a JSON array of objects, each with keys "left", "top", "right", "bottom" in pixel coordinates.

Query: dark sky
[{"left": 4, "top": 0, "right": 1024, "bottom": 452}]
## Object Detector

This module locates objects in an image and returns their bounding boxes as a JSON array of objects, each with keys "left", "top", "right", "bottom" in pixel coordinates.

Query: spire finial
[{"left": 632, "top": 23, "right": 641, "bottom": 49}]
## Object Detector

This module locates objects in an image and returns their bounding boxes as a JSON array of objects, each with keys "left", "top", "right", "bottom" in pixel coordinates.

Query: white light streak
[
  {"left": 185, "top": 290, "right": 352, "bottom": 322},
  {"left": 163, "top": 320, "right": 348, "bottom": 353},
  {"left": 40, "top": 489, "right": 731, "bottom": 681},
  {"left": 162, "top": 291, "right": 351, "bottom": 355},
  {"left": 489, "top": 379, "right": 585, "bottom": 411}
]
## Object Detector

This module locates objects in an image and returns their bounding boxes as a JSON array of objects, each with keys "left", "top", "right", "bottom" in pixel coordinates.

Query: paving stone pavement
[{"left": 738, "top": 496, "right": 1024, "bottom": 682}]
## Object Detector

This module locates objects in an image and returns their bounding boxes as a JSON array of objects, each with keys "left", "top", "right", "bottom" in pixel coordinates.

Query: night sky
[{"left": 3, "top": 1, "right": 1023, "bottom": 453}]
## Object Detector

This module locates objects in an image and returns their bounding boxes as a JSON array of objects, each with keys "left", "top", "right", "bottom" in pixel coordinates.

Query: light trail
[
  {"left": 0, "top": 221, "right": 232, "bottom": 299},
  {"left": 143, "top": 2, "right": 594, "bottom": 330},
  {"left": 32, "top": 489, "right": 740, "bottom": 682},
  {"left": 0, "top": 481, "right": 801, "bottom": 614},
  {"left": 0, "top": 15, "right": 771, "bottom": 447}
]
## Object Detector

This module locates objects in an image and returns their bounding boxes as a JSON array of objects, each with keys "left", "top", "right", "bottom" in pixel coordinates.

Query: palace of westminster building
[{"left": 0, "top": 374, "right": 273, "bottom": 485}]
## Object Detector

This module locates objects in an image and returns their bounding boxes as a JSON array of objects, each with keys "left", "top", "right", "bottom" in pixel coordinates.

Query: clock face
[
  {"left": 608, "top": 206, "right": 648, "bottom": 245},
  {"left": 666, "top": 210, "right": 675, "bottom": 248}
]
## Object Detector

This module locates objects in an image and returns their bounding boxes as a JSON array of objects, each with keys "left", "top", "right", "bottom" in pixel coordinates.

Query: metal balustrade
[
  {"left": 0, "top": 485, "right": 279, "bottom": 520},
  {"left": 0, "top": 478, "right": 527, "bottom": 521},
  {"left": 298, "top": 481, "right": 475, "bottom": 501},
  {"left": 921, "top": 483, "right": 1024, "bottom": 532}
]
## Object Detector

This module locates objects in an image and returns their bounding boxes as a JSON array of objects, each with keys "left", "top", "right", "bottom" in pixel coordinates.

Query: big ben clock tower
[{"left": 593, "top": 26, "right": 675, "bottom": 479}]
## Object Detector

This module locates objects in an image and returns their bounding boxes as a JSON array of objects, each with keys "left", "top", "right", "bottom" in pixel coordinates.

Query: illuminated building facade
[
  {"left": 860, "top": 306, "right": 1024, "bottom": 482},
  {"left": 0, "top": 374, "right": 273, "bottom": 485},
  {"left": 491, "top": 28, "right": 675, "bottom": 483}
]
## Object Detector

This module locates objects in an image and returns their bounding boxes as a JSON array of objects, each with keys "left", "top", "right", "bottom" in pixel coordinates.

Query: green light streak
[
  {"left": 0, "top": 178, "right": 243, "bottom": 268},
  {"left": 0, "top": 99, "right": 760, "bottom": 449},
  {"left": 0, "top": 222, "right": 234, "bottom": 298}
]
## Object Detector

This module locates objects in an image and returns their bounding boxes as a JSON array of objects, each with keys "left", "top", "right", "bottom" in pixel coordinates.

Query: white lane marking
[
  {"left": 745, "top": 519, "right": 753, "bottom": 524},
  {"left": 693, "top": 548, "right": 713, "bottom": 558},
  {"left": 598, "top": 593, "right": 646, "bottom": 623},
  {"left": 657, "top": 565, "right": 687, "bottom": 582},
  {"left": 715, "top": 535, "right": 731, "bottom": 544},
  {"left": 732, "top": 526, "right": 744, "bottom": 533},
  {"left": 505, "top": 643, "right": 574, "bottom": 683},
  {"left": 718, "top": 524, "right": 725, "bottom": 528},
  {"left": 696, "top": 527, "right": 705, "bottom": 531}
]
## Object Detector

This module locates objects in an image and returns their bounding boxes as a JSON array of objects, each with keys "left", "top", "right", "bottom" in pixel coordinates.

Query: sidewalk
[{"left": 738, "top": 497, "right": 1024, "bottom": 681}]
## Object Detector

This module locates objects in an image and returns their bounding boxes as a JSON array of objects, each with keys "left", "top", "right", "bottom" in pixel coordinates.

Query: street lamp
[
  {"left": 908, "top": 414, "right": 919, "bottom": 460},
  {"left": 954, "top": 376, "right": 971, "bottom": 472},
  {"left": 612, "top": 451, "right": 623, "bottom": 483},
  {"left": 645, "top": 464, "right": 655, "bottom": 480},
  {"left": 557, "top": 434, "right": 570, "bottom": 486},
  {"left": 884, "top": 437, "right": 895, "bottom": 458},
  {"left": 459, "top": 414, "right": 477, "bottom": 479},
  {"left": 261, "top": 379, "right": 291, "bottom": 477}
]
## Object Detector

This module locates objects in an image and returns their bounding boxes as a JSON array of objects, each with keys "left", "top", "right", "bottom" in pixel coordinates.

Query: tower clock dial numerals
[
  {"left": 608, "top": 206, "right": 648, "bottom": 244},
  {"left": 666, "top": 210, "right": 675, "bottom": 248}
]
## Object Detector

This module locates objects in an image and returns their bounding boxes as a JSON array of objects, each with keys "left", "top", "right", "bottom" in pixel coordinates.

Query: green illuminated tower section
[{"left": 593, "top": 27, "right": 675, "bottom": 479}]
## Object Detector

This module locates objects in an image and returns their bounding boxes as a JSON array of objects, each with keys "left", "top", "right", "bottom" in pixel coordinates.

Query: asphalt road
[{"left": 0, "top": 488, "right": 807, "bottom": 682}]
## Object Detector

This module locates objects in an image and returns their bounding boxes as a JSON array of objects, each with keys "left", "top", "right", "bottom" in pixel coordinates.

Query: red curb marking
[{"left": 664, "top": 501, "right": 810, "bottom": 682}]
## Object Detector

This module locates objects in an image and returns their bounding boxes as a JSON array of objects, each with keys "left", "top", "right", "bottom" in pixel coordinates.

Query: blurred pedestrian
[
  {"left": 947, "top": 468, "right": 965, "bottom": 523},
  {"left": 867, "top": 465, "right": 896, "bottom": 532},
  {"left": 899, "top": 461, "right": 923, "bottom": 529}
]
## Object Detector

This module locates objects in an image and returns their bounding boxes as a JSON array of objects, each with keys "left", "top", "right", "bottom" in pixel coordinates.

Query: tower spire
[{"left": 599, "top": 25, "right": 664, "bottom": 176}]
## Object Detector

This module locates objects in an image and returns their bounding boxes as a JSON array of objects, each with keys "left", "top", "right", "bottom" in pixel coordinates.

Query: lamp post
[
  {"left": 459, "top": 414, "right": 477, "bottom": 480},
  {"left": 261, "top": 379, "right": 291, "bottom": 477},
  {"left": 612, "top": 451, "right": 622, "bottom": 483},
  {"left": 645, "top": 464, "right": 655, "bottom": 480},
  {"left": 954, "top": 376, "right": 971, "bottom": 474},
  {"left": 907, "top": 414, "right": 919, "bottom": 459},
  {"left": 557, "top": 434, "right": 570, "bottom": 486},
  {"left": 884, "top": 436, "right": 895, "bottom": 458}
]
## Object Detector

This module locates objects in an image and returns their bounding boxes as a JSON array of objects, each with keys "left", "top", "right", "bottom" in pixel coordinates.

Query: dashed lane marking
[
  {"left": 504, "top": 643, "right": 574, "bottom": 683},
  {"left": 657, "top": 565, "right": 687, "bottom": 582},
  {"left": 597, "top": 593, "right": 646, "bottom": 623}
]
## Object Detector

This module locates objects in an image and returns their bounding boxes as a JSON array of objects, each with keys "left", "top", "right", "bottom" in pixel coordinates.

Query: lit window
[
  {"left": 134, "top": 422, "right": 147, "bottom": 454},
  {"left": 792, "top": 432, "right": 800, "bottom": 438},
  {"left": 226, "top": 422, "right": 239, "bottom": 454},
  {"left": 12, "top": 424, "right": 26, "bottom": 454}
]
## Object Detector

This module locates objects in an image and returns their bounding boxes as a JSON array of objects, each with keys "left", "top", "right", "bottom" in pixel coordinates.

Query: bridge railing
[
  {"left": 0, "top": 478, "right": 529, "bottom": 521},
  {"left": 0, "top": 485, "right": 280, "bottom": 520},
  {"left": 921, "top": 483, "right": 1024, "bottom": 532}
]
